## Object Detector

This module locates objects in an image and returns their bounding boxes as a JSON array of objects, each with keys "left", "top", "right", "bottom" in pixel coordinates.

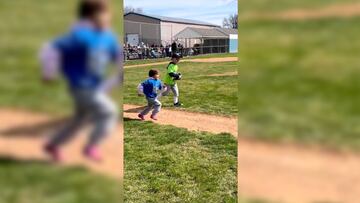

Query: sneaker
[
  {"left": 84, "top": 146, "right": 102, "bottom": 162},
  {"left": 174, "top": 102, "right": 183, "bottom": 107},
  {"left": 138, "top": 114, "right": 145, "bottom": 121},
  {"left": 44, "top": 144, "right": 63, "bottom": 162},
  {"left": 150, "top": 115, "right": 158, "bottom": 121}
]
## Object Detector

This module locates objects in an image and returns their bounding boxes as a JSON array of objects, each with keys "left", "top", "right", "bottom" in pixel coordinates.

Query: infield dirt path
[
  {"left": 124, "top": 57, "right": 238, "bottom": 68},
  {"left": 244, "top": 2, "right": 360, "bottom": 20},
  {"left": 0, "top": 109, "right": 123, "bottom": 179},
  {"left": 124, "top": 104, "right": 237, "bottom": 135},
  {"left": 238, "top": 139, "right": 360, "bottom": 203},
  {"left": 1, "top": 106, "right": 360, "bottom": 203}
]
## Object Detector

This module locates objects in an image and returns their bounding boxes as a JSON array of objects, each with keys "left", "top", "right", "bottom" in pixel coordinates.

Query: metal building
[
  {"left": 124, "top": 12, "right": 220, "bottom": 46},
  {"left": 174, "top": 27, "right": 238, "bottom": 54}
]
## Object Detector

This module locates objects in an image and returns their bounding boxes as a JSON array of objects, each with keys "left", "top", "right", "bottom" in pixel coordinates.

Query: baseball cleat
[
  {"left": 174, "top": 102, "right": 183, "bottom": 107},
  {"left": 150, "top": 115, "right": 158, "bottom": 120},
  {"left": 44, "top": 144, "right": 63, "bottom": 162},
  {"left": 138, "top": 114, "right": 145, "bottom": 120},
  {"left": 84, "top": 146, "right": 102, "bottom": 162}
]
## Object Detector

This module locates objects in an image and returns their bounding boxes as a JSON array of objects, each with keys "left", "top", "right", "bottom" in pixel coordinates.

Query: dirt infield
[
  {"left": 1, "top": 107, "right": 360, "bottom": 203},
  {"left": 124, "top": 57, "right": 238, "bottom": 68},
  {"left": 207, "top": 71, "right": 238, "bottom": 77},
  {"left": 244, "top": 2, "right": 360, "bottom": 20},
  {"left": 124, "top": 104, "right": 237, "bottom": 136},
  {"left": 0, "top": 109, "right": 123, "bottom": 179},
  {"left": 238, "top": 139, "right": 360, "bottom": 203}
]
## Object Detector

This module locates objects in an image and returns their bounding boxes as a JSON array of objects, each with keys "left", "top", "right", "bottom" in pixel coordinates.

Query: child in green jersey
[{"left": 162, "top": 53, "right": 182, "bottom": 107}]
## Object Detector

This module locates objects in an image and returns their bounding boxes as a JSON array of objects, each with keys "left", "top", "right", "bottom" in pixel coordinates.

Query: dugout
[{"left": 174, "top": 27, "right": 238, "bottom": 54}]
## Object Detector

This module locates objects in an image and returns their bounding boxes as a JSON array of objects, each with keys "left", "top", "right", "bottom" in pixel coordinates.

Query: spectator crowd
[{"left": 124, "top": 41, "right": 197, "bottom": 60}]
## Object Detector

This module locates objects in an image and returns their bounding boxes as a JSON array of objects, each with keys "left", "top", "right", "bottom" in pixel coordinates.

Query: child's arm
[
  {"left": 39, "top": 42, "right": 60, "bottom": 82},
  {"left": 100, "top": 52, "right": 123, "bottom": 92},
  {"left": 137, "top": 82, "right": 144, "bottom": 96},
  {"left": 167, "top": 64, "right": 182, "bottom": 80},
  {"left": 169, "top": 72, "right": 182, "bottom": 80},
  {"left": 158, "top": 80, "right": 163, "bottom": 90},
  {"left": 100, "top": 37, "right": 123, "bottom": 93}
]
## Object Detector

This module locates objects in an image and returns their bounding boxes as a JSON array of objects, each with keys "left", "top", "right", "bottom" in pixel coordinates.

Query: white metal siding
[{"left": 160, "top": 22, "right": 216, "bottom": 46}]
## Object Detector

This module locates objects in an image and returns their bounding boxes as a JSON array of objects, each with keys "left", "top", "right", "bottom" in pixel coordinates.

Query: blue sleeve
[
  {"left": 52, "top": 33, "right": 73, "bottom": 53},
  {"left": 158, "top": 81, "right": 163, "bottom": 90},
  {"left": 109, "top": 32, "right": 121, "bottom": 62},
  {"left": 52, "top": 36, "right": 65, "bottom": 51}
]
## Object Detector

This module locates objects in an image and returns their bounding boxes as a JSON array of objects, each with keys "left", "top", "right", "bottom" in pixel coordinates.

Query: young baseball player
[
  {"left": 40, "top": 0, "right": 122, "bottom": 162},
  {"left": 138, "top": 69, "right": 163, "bottom": 121},
  {"left": 162, "top": 53, "right": 182, "bottom": 107}
]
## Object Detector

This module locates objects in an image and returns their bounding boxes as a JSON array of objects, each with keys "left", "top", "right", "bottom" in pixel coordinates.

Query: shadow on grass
[
  {"left": 0, "top": 118, "right": 69, "bottom": 138},
  {"left": 123, "top": 106, "right": 145, "bottom": 113},
  {"left": 0, "top": 156, "right": 92, "bottom": 175},
  {"left": 0, "top": 156, "right": 51, "bottom": 166},
  {"left": 124, "top": 118, "right": 138, "bottom": 122}
]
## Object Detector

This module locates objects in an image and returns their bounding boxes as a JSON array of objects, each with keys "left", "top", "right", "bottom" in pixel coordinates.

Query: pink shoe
[
  {"left": 44, "top": 144, "right": 63, "bottom": 162},
  {"left": 138, "top": 114, "right": 145, "bottom": 121},
  {"left": 84, "top": 146, "right": 102, "bottom": 162},
  {"left": 150, "top": 115, "right": 158, "bottom": 121}
]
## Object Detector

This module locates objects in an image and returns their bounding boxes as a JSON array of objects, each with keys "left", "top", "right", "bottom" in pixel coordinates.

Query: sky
[{"left": 124, "top": 0, "right": 238, "bottom": 26}]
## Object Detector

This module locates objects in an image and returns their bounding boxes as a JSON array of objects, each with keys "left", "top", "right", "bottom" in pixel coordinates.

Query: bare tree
[
  {"left": 124, "top": 6, "right": 143, "bottom": 14},
  {"left": 222, "top": 18, "right": 230, "bottom": 28},
  {"left": 223, "top": 14, "right": 238, "bottom": 29}
]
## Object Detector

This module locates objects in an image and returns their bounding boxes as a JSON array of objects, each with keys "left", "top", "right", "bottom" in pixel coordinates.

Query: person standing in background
[{"left": 171, "top": 41, "right": 177, "bottom": 54}]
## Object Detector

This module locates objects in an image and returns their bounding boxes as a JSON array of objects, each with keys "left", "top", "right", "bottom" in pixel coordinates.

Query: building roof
[
  {"left": 216, "top": 28, "right": 238, "bottom": 35},
  {"left": 174, "top": 27, "right": 238, "bottom": 39},
  {"left": 125, "top": 12, "right": 220, "bottom": 27}
]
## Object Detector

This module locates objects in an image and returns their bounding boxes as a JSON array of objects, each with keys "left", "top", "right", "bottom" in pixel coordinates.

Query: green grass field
[
  {"left": 238, "top": 0, "right": 358, "bottom": 15},
  {"left": 124, "top": 119, "right": 237, "bottom": 202},
  {"left": 125, "top": 61, "right": 238, "bottom": 116},
  {"left": 0, "top": 158, "right": 122, "bottom": 203},
  {"left": 239, "top": 17, "right": 360, "bottom": 149}
]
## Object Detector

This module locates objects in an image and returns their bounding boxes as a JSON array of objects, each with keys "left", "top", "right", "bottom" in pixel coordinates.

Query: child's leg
[
  {"left": 151, "top": 99, "right": 162, "bottom": 116},
  {"left": 140, "top": 98, "right": 155, "bottom": 116},
  {"left": 171, "top": 84, "right": 179, "bottom": 104},
  {"left": 87, "top": 92, "right": 118, "bottom": 147},
  {"left": 47, "top": 105, "right": 85, "bottom": 147}
]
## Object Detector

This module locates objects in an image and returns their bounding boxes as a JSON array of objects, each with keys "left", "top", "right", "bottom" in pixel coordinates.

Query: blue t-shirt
[
  {"left": 142, "top": 78, "right": 162, "bottom": 98},
  {"left": 53, "top": 23, "right": 120, "bottom": 89}
]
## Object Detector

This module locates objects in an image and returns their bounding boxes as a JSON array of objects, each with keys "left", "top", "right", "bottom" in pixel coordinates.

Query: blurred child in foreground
[{"left": 40, "top": 0, "right": 122, "bottom": 162}]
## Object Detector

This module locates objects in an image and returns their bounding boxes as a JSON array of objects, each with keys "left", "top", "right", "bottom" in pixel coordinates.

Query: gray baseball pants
[
  {"left": 48, "top": 89, "right": 118, "bottom": 147},
  {"left": 140, "top": 97, "right": 162, "bottom": 116},
  {"left": 162, "top": 84, "right": 179, "bottom": 103}
]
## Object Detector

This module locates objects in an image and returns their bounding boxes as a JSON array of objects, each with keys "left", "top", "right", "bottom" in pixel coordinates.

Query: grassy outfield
[
  {"left": 239, "top": 17, "right": 360, "bottom": 150},
  {"left": 124, "top": 61, "right": 238, "bottom": 116},
  {"left": 124, "top": 119, "right": 237, "bottom": 202},
  {"left": 0, "top": 158, "right": 122, "bottom": 203},
  {"left": 124, "top": 53, "right": 237, "bottom": 66},
  {"left": 238, "top": 0, "right": 358, "bottom": 15}
]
